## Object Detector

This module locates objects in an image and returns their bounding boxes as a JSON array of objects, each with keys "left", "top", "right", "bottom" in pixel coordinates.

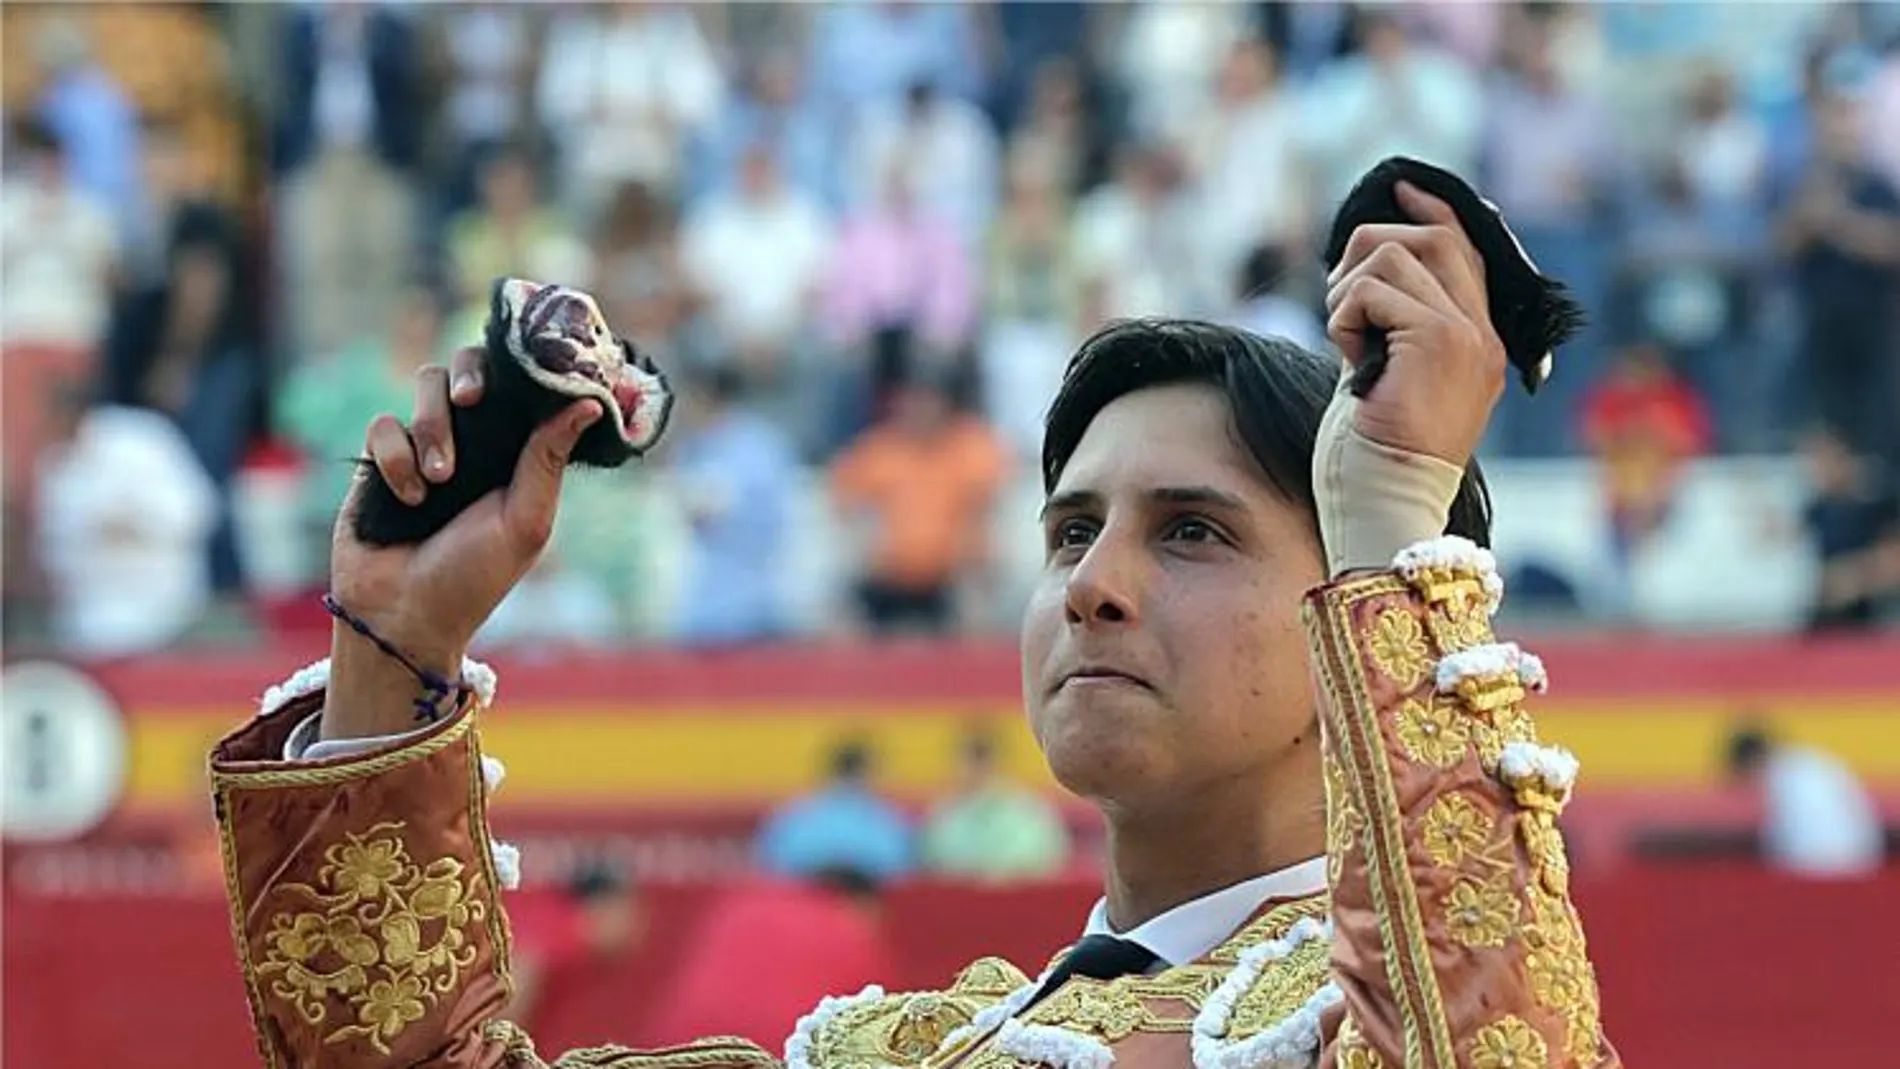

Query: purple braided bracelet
[{"left": 322, "top": 594, "right": 472, "bottom": 724}]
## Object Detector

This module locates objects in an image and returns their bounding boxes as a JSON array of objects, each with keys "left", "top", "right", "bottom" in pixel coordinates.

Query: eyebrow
[{"left": 1038, "top": 485, "right": 1249, "bottom": 521}]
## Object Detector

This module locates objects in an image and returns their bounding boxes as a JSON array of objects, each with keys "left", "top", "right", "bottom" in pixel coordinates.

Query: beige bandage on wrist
[{"left": 1313, "top": 379, "right": 1466, "bottom": 577}]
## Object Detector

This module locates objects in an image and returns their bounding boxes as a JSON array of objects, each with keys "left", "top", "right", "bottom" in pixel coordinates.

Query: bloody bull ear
[{"left": 1322, "top": 156, "right": 1585, "bottom": 398}]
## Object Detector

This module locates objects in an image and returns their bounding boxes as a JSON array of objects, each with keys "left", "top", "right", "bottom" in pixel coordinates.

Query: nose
[{"left": 1063, "top": 531, "right": 1143, "bottom": 629}]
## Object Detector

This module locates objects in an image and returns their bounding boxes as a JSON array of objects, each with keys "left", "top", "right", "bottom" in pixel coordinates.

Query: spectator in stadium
[
  {"left": 1069, "top": 139, "right": 1206, "bottom": 323},
  {"left": 29, "top": 16, "right": 143, "bottom": 244},
  {"left": 34, "top": 384, "right": 217, "bottom": 657},
  {"left": 687, "top": 46, "right": 835, "bottom": 210},
  {"left": 667, "top": 363, "right": 799, "bottom": 647},
  {"left": 1225, "top": 241, "right": 1326, "bottom": 356},
  {"left": 1481, "top": 4, "right": 1611, "bottom": 455},
  {"left": 591, "top": 181, "right": 693, "bottom": 355},
  {"left": 1580, "top": 342, "right": 1712, "bottom": 614},
  {"left": 100, "top": 195, "right": 257, "bottom": 610},
  {"left": 1796, "top": 424, "right": 1900, "bottom": 631},
  {"left": 536, "top": 2, "right": 724, "bottom": 214},
  {"left": 272, "top": 0, "right": 421, "bottom": 359},
  {"left": 1778, "top": 89, "right": 1900, "bottom": 465},
  {"left": 805, "top": 2, "right": 983, "bottom": 126},
  {"left": 444, "top": 144, "right": 593, "bottom": 333},
  {"left": 920, "top": 728, "right": 1070, "bottom": 882},
  {"left": 1301, "top": 8, "right": 1484, "bottom": 209},
  {"left": 679, "top": 142, "right": 832, "bottom": 394},
  {"left": 1184, "top": 35, "right": 1307, "bottom": 304},
  {"left": 0, "top": 117, "right": 118, "bottom": 351},
  {"left": 422, "top": 1, "right": 542, "bottom": 224},
  {"left": 978, "top": 144, "right": 1082, "bottom": 459},
  {"left": 820, "top": 159, "right": 977, "bottom": 366},
  {"left": 830, "top": 366, "right": 1008, "bottom": 636},
  {"left": 754, "top": 741, "right": 913, "bottom": 882},
  {"left": 1726, "top": 717, "right": 1883, "bottom": 877},
  {"left": 646, "top": 865, "right": 895, "bottom": 1049},
  {"left": 507, "top": 857, "right": 644, "bottom": 1034},
  {"left": 846, "top": 79, "right": 1001, "bottom": 250},
  {"left": 277, "top": 280, "right": 451, "bottom": 536}
]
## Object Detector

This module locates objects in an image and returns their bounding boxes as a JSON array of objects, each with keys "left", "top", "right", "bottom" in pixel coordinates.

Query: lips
[{"left": 1056, "top": 665, "right": 1153, "bottom": 693}]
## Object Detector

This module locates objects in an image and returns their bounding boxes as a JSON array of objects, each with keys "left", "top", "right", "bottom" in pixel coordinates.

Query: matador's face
[{"left": 1021, "top": 384, "right": 1326, "bottom": 812}]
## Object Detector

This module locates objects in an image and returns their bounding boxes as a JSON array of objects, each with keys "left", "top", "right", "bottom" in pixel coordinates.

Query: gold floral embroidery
[
  {"left": 1366, "top": 607, "right": 1431, "bottom": 690},
  {"left": 1443, "top": 876, "right": 1518, "bottom": 949},
  {"left": 1222, "top": 934, "right": 1333, "bottom": 1039},
  {"left": 1394, "top": 698, "right": 1469, "bottom": 769},
  {"left": 1425, "top": 596, "right": 1492, "bottom": 653},
  {"left": 256, "top": 822, "right": 486, "bottom": 1054},
  {"left": 1471, "top": 704, "right": 1538, "bottom": 771},
  {"left": 1467, "top": 1015, "right": 1548, "bottom": 1069},
  {"left": 1027, "top": 984, "right": 1151, "bottom": 1041},
  {"left": 1524, "top": 882, "right": 1603, "bottom": 1062},
  {"left": 1324, "top": 754, "right": 1365, "bottom": 887},
  {"left": 1334, "top": 1015, "right": 1386, "bottom": 1069},
  {"left": 1420, "top": 793, "right": 1492, "bottom": 868},
  {"left": 883, "top": 994, "right": 971, "bottom": 1061}
]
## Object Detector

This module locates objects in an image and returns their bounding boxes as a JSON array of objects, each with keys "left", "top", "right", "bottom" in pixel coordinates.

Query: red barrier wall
[{"left": 5, "top": 865, "right": 1892, "bottom": 1068}]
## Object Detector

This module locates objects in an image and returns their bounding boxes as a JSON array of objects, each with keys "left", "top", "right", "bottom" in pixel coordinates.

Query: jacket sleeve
[
  {"left": 1304, "top": 538, "right": 1619, "bottom": 1069},
  {"left": 210, "top": 659, "right": 781, "bottom": 1069}
]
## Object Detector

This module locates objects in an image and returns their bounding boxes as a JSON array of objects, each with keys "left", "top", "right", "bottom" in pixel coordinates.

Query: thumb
[{"left": 502, "top": 400, "right": 602, "bottom": 553}]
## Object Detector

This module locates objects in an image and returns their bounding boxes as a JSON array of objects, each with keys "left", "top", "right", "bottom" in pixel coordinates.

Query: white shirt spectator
[
  {"left": 538, "top": 8, "right": 725, "bottom": 200},
  {"left": 36, "top": 406, "right": 217, "bottom": 658},
  {"left": 1761, "top": 744, "right": 1883, "bottom": 877},
  {"left": 1186, "top": 45, "right": 1307, "bottom": 298},
  {"left": 1114, "top": 1, "right": 1249, "bottom": 138},
  {"left": 848, "top": 91, "right": 1001, "bottom": 248},
  {"left": 1071, "top": 164, "right": 1209, "bottom": 320},
  {"left": 680, "top": 163, "right": 832, "bottom": 351},
  {"left": 1301, "top": 38, "right": 1484, "bottom": 208},
  {"left": 0, "top": 175, "right": 117, "bottom": 349}
]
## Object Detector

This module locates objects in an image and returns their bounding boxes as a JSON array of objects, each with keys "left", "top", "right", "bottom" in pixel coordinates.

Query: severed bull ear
[{"left": 1322, "top": 156, "right": 1585, "bottom": 398}]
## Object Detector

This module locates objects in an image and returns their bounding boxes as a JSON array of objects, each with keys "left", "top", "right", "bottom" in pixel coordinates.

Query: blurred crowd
[{"left": 5, "top": 1, "right": 1900, "bottom": 658}]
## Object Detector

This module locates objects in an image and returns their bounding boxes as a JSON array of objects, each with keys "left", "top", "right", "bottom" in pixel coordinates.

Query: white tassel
[
  {"left": 1499, "top": 741, "right": 1580, "bottom": 792},
  {"left": 1392, "top": 536, "right": 1503, "bottom": 614},
  {"left": 257, "top": 656, "right": 499, "bottom": 718},
  {"left": 1191, "top": 918, "right": 1336, "bottom": 1069},
  {"left": 481, "top": 755, "right": 507, "bottom": 796},
  {"left": 995, "top": 1020, "right": 1115, "bottom": 1069},
  {"left": 937, "top": 973, "right": 1044, "bottom": 1055},
  {"left": 259, "top": 658, "right": 333, "bottom": 717},
  {"left": 785, "top": 985, "right": 887, "bottom": 1069},
  {"left": 490, "top": 841, "right": 521, "bottom": 891},
  {"left": 1436, "top": 643, "right": 1549, "bottom": 695}
]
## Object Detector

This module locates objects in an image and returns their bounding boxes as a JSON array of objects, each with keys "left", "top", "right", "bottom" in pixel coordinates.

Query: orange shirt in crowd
[{"left": 830, "top": 417, "right": 1008, "bottom": 591}]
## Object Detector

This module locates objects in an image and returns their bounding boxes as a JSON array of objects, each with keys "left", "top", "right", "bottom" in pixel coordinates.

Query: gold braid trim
[
  {"left": 1307, "top": 576, "right": 1459, "bottom": 1069},
  {"left": 553, "top": 1038, "right": 781, "bottom": 1069},
  {"left": 211, "top": 701, "right": 482, "bottom": 790}
]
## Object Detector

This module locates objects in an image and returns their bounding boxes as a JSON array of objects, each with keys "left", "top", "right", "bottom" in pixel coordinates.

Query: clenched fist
[
  {"left": 1313, "top": 181, "right": 1505, "bottom": 575},
  {"left": 1324, "top": 180, "right": 1508, "bottom": 467}
]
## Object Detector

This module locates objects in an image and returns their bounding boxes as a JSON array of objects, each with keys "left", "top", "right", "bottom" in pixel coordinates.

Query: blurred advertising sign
[{"left": 2, "top": 660, "right": 127, "bottom": 842}]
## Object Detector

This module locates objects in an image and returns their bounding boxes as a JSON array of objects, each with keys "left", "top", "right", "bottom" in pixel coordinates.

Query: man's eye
[
  {"left": 1051, "top": 518, "right": 1097, "bottom": 550},
  {"left": 1165, "top": 518, "right": 1220, "bottom": 544}
]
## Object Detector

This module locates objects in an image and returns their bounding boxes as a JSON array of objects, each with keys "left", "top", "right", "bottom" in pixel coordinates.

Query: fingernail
[
  {"left": 574, "top": 405, "right": 601, "bottom": 431},
  {"left": 403, "top": 482, "right": 425, "bottom": 505},
  {"left": 452, "top": 372, "right": 477, "bottom": 396},
  {"left": 426, "top": 449, "right": 449, "bottom": 476}
]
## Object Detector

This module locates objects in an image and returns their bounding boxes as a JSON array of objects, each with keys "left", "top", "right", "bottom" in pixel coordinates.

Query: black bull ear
[{"left": 1322, "top": 155, "right": 1586, "bottom": 398}]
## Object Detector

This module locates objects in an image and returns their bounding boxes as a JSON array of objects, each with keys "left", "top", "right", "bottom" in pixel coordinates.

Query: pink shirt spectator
[{"left": 820, "top": 206, "right": 976, "bottom": 352}]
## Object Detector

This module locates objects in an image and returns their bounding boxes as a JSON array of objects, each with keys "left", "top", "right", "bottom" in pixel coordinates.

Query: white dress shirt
[{"left": 1081, "top": 857, "right": 1330, "bottom": 968}]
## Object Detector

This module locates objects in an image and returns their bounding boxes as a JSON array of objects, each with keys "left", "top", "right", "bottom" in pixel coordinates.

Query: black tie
[{"left": 1023, "top": 934, "right": 1160, "bottom": 1010}]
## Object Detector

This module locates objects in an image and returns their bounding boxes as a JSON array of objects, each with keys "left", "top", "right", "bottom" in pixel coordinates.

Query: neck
[{"left": 1099, "top": 755, "right": 1324, "bottom": 930}]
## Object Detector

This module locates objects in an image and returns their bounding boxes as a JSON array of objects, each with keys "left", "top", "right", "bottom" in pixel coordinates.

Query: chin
[{"left": 1033, "top": 691, "right": 1170, "bottom": 804}]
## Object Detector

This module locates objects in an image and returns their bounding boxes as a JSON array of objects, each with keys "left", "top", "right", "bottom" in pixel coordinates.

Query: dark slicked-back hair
[{"left": 1041, "top": 318, "right": 1493, "bottom": 550}]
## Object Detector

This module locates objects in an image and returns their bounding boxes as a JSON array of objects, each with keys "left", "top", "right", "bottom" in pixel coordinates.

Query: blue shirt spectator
[
  {"left": 669, "top": 367, "right": 800, "bottom": 646},
  {"left": 687, "top": 49, "right": 839, "bottom": 210},
  {"left": 807, "top": 3, "right": 983, "bottom": 124},
  {"left": 33, "top": 23, "right": 143, "bottom": 242},
  {"left": 755, "top": 742, "right": 914, "bottom": 881}
]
